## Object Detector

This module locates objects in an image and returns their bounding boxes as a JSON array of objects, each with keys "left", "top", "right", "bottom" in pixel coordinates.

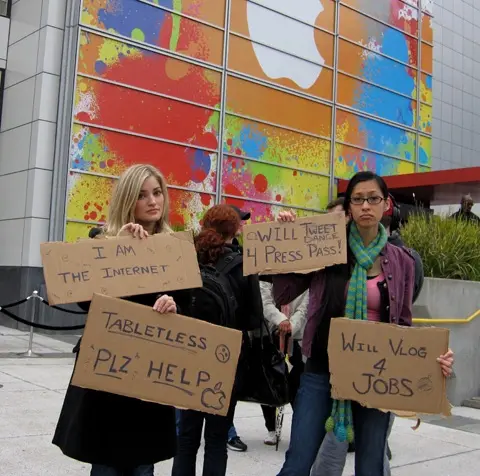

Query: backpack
[{"left": 191, "top": 251, "right": 243, "bottom": 329}]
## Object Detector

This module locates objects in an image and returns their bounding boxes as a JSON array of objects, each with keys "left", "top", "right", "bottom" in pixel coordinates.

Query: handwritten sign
[
  {"left": 328, "top": 319, "right": 451, "bottom": 416},
  {"left": 242, "top": 213, "right": 347, "bottom": 276},
  {"left": 40, "top": 232, "right": 202, "bottom": 305},
  {"left": 72, "top": 294, "right": 242, "bottom": 416}
]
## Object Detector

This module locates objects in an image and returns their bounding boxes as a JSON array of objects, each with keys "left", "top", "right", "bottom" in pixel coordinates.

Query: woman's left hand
[
  {"left": 153, "top": 295, "right": 177, "bottom": 314},
  {"left": 437, "top": 348, "right": 454, "bottom": 377}
]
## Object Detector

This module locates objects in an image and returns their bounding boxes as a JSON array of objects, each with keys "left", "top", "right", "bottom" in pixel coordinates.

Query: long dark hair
[
  {"left": 195, "top": 205, "right": 240, "bottom": 264},
  {"left": 322, "top": 171, "right": 389, "bottom": 317}
]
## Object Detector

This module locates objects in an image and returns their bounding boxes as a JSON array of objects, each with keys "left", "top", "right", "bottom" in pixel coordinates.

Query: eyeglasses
[{"left": 350, "top": 196, "right": 385, "bottom": 206}]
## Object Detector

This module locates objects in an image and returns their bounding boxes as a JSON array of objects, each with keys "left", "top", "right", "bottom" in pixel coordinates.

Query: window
[{"left": 0, "top": 0, "right": 11, "bottom": 17}]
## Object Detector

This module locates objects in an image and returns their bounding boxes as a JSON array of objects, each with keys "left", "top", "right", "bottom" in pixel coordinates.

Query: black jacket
[
  {"left": 388, "top": 232, "right": 424, "bottom": 303},
  {"left": 52, "top": 228, "right": 193, "bottom": 467}
]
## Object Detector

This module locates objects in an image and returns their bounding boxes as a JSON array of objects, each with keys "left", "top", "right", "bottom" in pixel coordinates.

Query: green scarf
[{"left": 325, "top": 222, "right": 388, "bottom": 443}]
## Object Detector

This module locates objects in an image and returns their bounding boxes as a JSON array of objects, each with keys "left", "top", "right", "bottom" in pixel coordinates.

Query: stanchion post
[{"left": 17, "top": 290, "right": 42, "bottom": 358}]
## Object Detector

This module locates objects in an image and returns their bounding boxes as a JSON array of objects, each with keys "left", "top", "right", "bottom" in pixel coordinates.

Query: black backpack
[{"left": 191, "top": 251, "right": 243, "bottom": 329}]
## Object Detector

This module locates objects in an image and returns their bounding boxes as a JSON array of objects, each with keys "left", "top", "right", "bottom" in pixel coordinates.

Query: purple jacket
[{"left": 272, "top": 242, "right": 415, "bottom": 359}]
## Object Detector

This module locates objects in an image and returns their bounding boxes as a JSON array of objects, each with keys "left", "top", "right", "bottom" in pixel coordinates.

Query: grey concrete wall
[
  {"left": 413, "top": 277, "right": 480, "bottom": 406},
  {"left": 432, "top": 0, "right": 480, "bottom": 170}
]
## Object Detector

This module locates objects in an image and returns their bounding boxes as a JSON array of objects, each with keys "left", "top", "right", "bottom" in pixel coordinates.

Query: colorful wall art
[{"left": 65, "top": 0, "right": 433, "bottom": 240}]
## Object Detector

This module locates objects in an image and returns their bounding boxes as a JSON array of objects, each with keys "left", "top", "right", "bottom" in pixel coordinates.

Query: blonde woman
[{"left": 53, "top": 165, "right": 192, "bottom": 476}]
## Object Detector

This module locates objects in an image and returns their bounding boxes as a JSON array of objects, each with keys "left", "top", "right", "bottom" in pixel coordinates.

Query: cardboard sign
[
  {"left": 72, "top": 294, "right": 242, "bottom": 416},
  {"left": 328, "top": 319, "right": 451, "bottom": 416},
  {"left": 41, "top": 232, "right": 202, "bottom": 305},
  {"left": 243, "top": 213, "right": 347, "bottom": 276}
]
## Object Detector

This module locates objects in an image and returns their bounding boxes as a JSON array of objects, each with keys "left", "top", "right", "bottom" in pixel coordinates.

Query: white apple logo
[{"left": 246, "top": 0, "right": 325, "bottom": 90}]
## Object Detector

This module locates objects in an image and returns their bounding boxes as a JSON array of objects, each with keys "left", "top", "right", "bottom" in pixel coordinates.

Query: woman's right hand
[
  {"left": 117, "top": 223, "right": 149, "bottom": 239},
  {"left": 277, "top": 211, "right": 296, "bottom": 223}
]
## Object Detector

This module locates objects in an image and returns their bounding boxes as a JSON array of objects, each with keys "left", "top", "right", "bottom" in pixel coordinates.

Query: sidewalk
[{"left": 1, "top": 326, "right": 479, "bottom": 476}]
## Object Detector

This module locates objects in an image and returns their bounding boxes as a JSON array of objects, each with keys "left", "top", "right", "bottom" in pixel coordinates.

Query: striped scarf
[{"left": 325, "top": 222, "right": 388, "bottom": 443}]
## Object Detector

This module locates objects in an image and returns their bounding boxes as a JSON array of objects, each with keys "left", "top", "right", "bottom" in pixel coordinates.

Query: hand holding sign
[{"left": 243, "top": 213, "right": 347, "bottom": 276}]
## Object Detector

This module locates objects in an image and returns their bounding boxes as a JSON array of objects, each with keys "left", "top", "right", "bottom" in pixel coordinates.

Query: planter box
[{"left": 413, "top": 277, "right": 480, "bottom": 406}]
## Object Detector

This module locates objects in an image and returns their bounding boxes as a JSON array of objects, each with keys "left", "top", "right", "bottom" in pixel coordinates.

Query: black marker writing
[
  {"left": 116, "top": 244, "right": 136, "bottom": 257},
  {"left": 352, "top": 373, "right": 414, "bottom": 397},
  {"left": 341, "top": 332, "right": 378, "bottom": 354},
  {"left": 389, "top": 339, "right": 427, "bottom": 359},
  {"left": 101, "top": 265, "right": 167, "bottom": 279},
  {"left": 265, "top": 245, "right": 303, "bottom": 264},
  {"left": 58, "top": 271, "right": 90, "bottom": 284},
  {"left": 92, "top": 246, "right": 106, "bottom": 260}
]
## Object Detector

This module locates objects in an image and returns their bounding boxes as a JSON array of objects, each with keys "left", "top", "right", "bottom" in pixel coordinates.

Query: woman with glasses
[{"left": 272, "top": 171, "right": 454, "bottom": 476}]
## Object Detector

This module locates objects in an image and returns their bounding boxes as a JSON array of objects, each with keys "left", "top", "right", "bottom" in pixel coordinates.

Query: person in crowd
[
  {"left": 450, "top": 194, "right": 480, "bottom": 223},
  {"left": 226, "top": 205, "right": 250, "bottom": 452},
  {"left": 272, "top": 171, "right": 454, "bottom": 476},
  {"left": 260, "top": 281, "right": 308, "bottom": 445},
  {"left": 53, "top": 164, "right": 192, "bottom": 476},
  {"left": 172, "top": 204, "right": 263, "bottom": 476},
  {"left": 326, "top": 197, "right": 346, "bottom": 215},
  {"left": 311, "top": 193, "right": 427, "bottom": 475}
]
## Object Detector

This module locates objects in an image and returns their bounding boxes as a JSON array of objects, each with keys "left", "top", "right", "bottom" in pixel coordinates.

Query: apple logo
[
  {"left": 201, "top": 382, "right": 226, "bottom": 411},
  {"left": 246, "top": 0, "right": 325, "bottom": 89}
]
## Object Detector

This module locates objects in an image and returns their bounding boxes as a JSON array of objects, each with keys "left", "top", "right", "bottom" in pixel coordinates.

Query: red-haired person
[{"left": 171, "top": 204, "right": 263, "bottom": 476}]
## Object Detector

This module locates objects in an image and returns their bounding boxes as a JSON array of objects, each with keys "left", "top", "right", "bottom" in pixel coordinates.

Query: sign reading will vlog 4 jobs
[
  {"left": 243, "top": 213, "right": 347, "bottom": 276},
  {"left": 328, "top": 319, "right": 451, "bottom": 416},
  {"left": 40, "top": 232, "right": 202, "bottom": 305},
  {"left": 72, "top": 294, "right": 243, "bottom": 416}
]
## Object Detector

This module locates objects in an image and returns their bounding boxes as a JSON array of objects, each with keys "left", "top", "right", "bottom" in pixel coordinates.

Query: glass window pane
[
  {"left": 78, "top": 31, "right": 222, "bottom": 107},
  {"left": 228, "top": 34, "right": 333, "bottom": 101},
  {"left": 335, "top": 144, "right": 415, "bottom": 179},
  {"left": 337, "top": 73, "right": 417, "bottom": 128},
  {"left": 70, "top": 124, "right": 218, "bottom": 193},
  {"left": 339, "top": 5, "right": 418, "bottom": 68},
  {"left": 223, "top": 114, "right": 331, "bottom": 175},
  {"left": 142, "top": 0, "right": 226, "bottom": 26},
  {"left": 74, "top": 77, "right": 220, "bottom": 150},
  {"left": 341, "top": 0, "right": 419, "bottom": 37},
  {"left": 226, "top": 76, "right": 332, "bottom": 137},
  {"left": 338, "top": 39, "right": 417, "bottom": 98},
  {"left": 222, "top": 157, "right": 329, "bottom": 211},
  {"left": 81, "top": 0, "right": 224, "bottom": 65},
  {"left": 336, "top": 110, "right": 416, "bottom": 162}
]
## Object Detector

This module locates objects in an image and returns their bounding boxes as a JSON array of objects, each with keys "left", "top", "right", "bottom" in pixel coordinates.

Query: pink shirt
[{"left": 367, "top": 274, "right": 384, "bottom": 322}]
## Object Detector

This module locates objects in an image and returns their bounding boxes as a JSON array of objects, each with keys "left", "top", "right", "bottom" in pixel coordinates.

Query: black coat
[{"left": 52, "top": 288, "right": 192, "bottom": 467}]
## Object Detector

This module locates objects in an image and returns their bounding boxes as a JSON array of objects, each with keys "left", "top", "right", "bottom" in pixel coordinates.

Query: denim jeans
[
  {"left": 172, "top": 408, "right": 233, "bottom": 476},
  {"left": 277, "top": 372, "right": 390, "bottom": 476},
  {"left": 310, "top": 412, "right": 395, "bottom": 476},
  {"left": 228, "top": 425, "right": 237, "bottom": 441},
  {"left": 90, "top": 464, "right": 154, "bottom": 476}
]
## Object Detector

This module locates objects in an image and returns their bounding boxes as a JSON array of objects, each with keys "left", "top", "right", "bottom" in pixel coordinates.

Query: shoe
[
  {"left": 348, "top": 442, "right": 355, "bottom": 453},
  {"left": 264, "top": 431, "right": 278, "bottom": 446},
  {"left": 227, "top": 436, "right": 248, "bottom": 452}
]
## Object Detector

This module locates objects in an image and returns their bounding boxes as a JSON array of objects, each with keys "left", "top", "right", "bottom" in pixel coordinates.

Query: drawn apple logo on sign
[
  {"left": 201, "top": 382, "right": 226, "bottom": 411},
  {"left": 247, "top": 0, "right": 325, "bottom": 89}
]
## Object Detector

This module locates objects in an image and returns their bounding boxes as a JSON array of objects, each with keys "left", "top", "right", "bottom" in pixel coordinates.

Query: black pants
[
  {"left": 262, "top": 340, "right": 304, "bottom": 432},
  {"left": 172, "top": 400, "right": 236, "bottom": 476}
]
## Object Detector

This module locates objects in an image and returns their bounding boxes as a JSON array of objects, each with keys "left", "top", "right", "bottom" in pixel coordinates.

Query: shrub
[{"left": 401, "top": 213, "right": 480, "bottom": 281}]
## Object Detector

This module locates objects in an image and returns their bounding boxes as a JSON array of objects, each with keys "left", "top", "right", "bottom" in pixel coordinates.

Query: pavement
[{"left": 1, "top": 326, "right": 480, "bottom": 476}]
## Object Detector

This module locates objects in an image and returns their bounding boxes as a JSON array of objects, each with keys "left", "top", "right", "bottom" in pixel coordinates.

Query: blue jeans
[
  {"left": 228, "top": 425, "right": 237, "bottom": 441},
  {"left": 90, "top": 464, "right": 154, "bottom": 476},
  {"left": 277, "top": 372, "right": 390, "bottom": 476}
]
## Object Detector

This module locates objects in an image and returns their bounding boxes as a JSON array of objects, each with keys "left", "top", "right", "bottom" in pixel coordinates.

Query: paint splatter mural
[{"left": 65, "top": 0, "right": 433, "bottom": 240}]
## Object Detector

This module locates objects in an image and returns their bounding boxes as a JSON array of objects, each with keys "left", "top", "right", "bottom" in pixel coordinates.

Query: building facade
[{"left": 0, "top": 0, "right": 477, "bottom": 320}]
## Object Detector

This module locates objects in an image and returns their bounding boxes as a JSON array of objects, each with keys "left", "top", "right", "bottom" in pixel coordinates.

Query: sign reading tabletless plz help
[
  {"left": 40, "top": 232, "right": 202, "bottom": 305},
  {"left": 328, "top": 319, "right": 451, "bottom": 416},
  {"left": 72, "top": 294, "right": 243, "bottom": 416},
  {"left": 243, "top": 213, "right": 347, "bottom": 276}
]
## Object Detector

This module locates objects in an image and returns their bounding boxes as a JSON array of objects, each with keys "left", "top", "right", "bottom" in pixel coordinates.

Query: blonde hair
[{"left": 105, "top": 164, "right": 172, "bottom": 236}]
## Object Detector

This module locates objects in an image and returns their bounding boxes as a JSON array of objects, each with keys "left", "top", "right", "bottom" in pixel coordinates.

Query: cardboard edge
[{"left": 328, "top": 320, "right": 453, "bottom": 418}]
